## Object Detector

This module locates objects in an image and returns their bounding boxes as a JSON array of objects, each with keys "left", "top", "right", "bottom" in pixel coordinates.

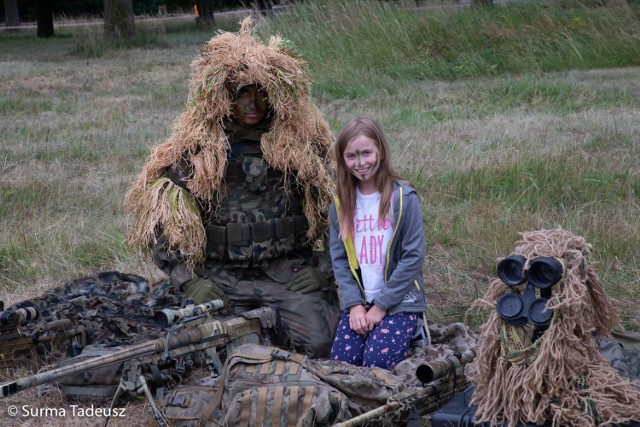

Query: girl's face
[{"left": 343, "top": 135, "right": 381, "bottom": 190}]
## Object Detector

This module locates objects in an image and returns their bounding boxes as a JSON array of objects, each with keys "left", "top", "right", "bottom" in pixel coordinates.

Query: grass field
[
  {"left": 1, "top": 0, "right": 640, "bottom": 424},
  {"left": 2, "top": 0, "right": 639, "bottom": 327}
]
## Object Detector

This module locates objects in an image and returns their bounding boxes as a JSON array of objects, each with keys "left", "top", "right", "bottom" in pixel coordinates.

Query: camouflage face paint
[
  {"left": 343, "top": 135, "right": 381, "bottom": 194},
  {"left": 232, "top": 85, "right": 268, "bottom": 126}
]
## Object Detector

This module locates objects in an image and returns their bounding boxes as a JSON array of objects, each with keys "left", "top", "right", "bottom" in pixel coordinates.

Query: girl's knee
[
  {"left": 363, "top": 353, "right": 400, "bottom": 370},
  {"left": 330, "top": 346, "right": 364, "bottom": 366}
]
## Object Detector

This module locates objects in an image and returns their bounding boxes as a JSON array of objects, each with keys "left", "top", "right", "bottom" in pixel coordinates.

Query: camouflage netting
[
  {"left": 124, "top": 17, "right": 335, "bottom": 268},
  {"left": 469, "top": 229, "right": 640, "bottom": 426},
  {"left": 8, "top": 272, "right": 176, "bottom": 348}
]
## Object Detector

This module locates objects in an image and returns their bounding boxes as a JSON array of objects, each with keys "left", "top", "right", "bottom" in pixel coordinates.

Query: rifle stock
[{"left": 0, "top": 305, "right": 276, "bottom": 399}]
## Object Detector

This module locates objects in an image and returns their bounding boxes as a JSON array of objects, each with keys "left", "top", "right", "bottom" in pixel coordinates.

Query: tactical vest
[{"left": 203, "top": 140, "right": 308, "bottom": 263}]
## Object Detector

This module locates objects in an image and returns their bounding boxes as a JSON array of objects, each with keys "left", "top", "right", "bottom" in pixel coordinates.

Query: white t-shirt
[{"left": 353, "top": 188, "right": 394, "bottom": 302}]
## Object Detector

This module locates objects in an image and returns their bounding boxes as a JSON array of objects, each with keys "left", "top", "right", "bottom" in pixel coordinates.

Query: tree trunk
[
  {"left": 36, "top": 0, "right": 54, "bottom": 38},
  {"left": 3, "top": 0, "right": 20, "bottom": 29},
  {"left": 103, "top": 0, "right": 135, "bottom": 40},
  {"left": 195, "top": 0, "right": 215, "bottom": 29}
]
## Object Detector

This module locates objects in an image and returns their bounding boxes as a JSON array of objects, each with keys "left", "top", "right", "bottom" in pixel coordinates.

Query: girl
[{"left": 329, "top": 116, "right": 427, "bottom": 370}]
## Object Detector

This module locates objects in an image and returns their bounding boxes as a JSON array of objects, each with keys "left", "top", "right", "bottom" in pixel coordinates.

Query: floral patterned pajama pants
[{"left": 329, "top": 306, "right": 418, "bottom": 370}]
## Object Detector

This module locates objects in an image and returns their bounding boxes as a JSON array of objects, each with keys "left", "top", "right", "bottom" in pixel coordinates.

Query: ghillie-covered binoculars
[{"left": 495, "top": 255, "right": 564, "bottom": 328}]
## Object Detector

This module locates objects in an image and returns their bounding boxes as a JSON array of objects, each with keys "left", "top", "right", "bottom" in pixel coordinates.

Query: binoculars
[{"left": 495, "top": 255, "right": 564, "bottom": 328}]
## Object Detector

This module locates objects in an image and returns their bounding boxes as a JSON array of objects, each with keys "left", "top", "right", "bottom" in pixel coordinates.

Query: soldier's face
[{"left": 232, "top": 85, "right": 269, "bottom": 126}]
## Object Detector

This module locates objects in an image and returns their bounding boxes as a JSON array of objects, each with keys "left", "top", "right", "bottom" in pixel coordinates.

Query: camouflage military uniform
[{"left": 153, "top": 123, "right": 340, "bottom": 359}]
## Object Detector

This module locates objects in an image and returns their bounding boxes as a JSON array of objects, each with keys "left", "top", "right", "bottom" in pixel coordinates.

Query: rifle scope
[
  {"left": 0, "top": 307, "right": 40, "bottom": 326},
  {"left": 154, "top": 299, "right": 225, "bottom": 328}
]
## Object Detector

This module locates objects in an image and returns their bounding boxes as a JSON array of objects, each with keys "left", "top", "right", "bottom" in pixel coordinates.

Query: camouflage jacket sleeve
[
  {"left": 151, "top": 159, "right": 198, "bottom": 288},
  {"left": 152, "top": 236, "right": 196, "bottom": 288}
]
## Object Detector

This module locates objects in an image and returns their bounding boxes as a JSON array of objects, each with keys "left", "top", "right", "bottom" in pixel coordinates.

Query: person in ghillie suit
[
  {"left": 125, "top": 18, "right": 340, "bottom": 358},
  {"left": 469, "top": 229, "right": 640, "bottom": 427}
]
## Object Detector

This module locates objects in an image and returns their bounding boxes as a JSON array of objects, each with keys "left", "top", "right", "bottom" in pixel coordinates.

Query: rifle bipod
[{"left": 104, "top": 359, "right": 165, "bottom": 427}]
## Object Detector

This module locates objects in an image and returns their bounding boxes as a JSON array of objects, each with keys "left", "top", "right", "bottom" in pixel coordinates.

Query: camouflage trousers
[{"left": 219, "top": 273, "right": 340, "bottom": 359}]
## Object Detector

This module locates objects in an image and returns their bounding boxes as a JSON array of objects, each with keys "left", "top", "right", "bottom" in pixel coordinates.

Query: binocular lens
[
  {"left": 496, "top": 293, "right": 527, "bottom": 326},
  {"left": 497, "top": 255, "right": 527, "bottom": 287},
  {"left": 528, "top": 257, "right": 564, "bottom": 289},
  {"left": 529, "top": 298, "right": 553, "bottom": 327}
]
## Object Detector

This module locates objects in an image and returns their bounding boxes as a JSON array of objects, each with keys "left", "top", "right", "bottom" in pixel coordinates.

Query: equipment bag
[
  {"left": 161, "top": 385, "right": 220, "bottom": 427},
  {"left": 57, "top": 345, "right": 123, "bottom": 402},
  {"left": 197, "top": 344, "right": 404, "bottom": 427}
]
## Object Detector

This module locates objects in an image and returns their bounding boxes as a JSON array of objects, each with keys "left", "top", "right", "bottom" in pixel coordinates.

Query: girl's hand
[
  {"left": 349, "top": 305, "right": 369, "bottom": 336},
  {"left": 365, "top": 304, "right": 386, "bottom": 331}
]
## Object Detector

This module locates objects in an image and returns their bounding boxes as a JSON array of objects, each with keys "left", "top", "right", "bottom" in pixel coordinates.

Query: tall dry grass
[{"left": 1, "top": 0, "right": 639, "bottom": 328}]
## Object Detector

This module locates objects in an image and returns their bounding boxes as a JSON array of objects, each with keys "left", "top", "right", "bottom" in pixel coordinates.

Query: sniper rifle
[
  {"left": 0, "top": 301, "right": 277, "bottom": 426},
  {"left": 333, "top": 349, "right": 477, "bottom": 427}
]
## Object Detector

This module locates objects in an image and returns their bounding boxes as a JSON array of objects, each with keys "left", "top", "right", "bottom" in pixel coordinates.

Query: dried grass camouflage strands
[
  {"left": 125, "top": 17, "right": 335, "bottom": 267},
  {"left": 468, "top": 229, "right": 640, "bottom": 427}
]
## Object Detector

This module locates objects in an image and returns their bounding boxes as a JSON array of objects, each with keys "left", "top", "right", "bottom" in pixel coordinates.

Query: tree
[
  {"left": 3, "top": 0, "right": 21, "bottom": 29},
  {"left": 195, "top": 0, "right": 216, "bottom": 29},
  {"left": 103, "top": 0, "right": 135, "bottom": 40},
  {"left": 36, "top": 0, "right": 54, "bottom": 38}
]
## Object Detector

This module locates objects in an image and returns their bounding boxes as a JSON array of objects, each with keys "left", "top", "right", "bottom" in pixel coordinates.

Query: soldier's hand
[
  {"left": 182, "top": 277, "right": 230, "bottom": 314},
  {"left": 287, "top": 266, "right": 329, "bottom": 294}
]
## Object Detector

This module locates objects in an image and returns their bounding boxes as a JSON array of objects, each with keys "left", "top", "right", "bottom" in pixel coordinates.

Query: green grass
[
  {"left": 261, "top": 0, "right": 640, "bottom": 95},
  {"left": 1, "top": 0, "right": 639, "bottom": 331}
]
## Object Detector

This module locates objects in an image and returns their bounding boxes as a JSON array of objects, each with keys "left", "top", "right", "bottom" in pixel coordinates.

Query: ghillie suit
[
  {"left": 123, "top": 17, "right": 339, "bottom": 358},
  {"left": 469, "top": 229, "right": 640, "bottom": 426},
  {"left": 124, "top": 17, "right": 335, "bottom": 268}
]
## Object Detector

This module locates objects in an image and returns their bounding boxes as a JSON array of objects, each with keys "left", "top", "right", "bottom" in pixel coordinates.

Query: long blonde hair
[{"left": 334, "top": 116, "right": 400, "bottom": 239}]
